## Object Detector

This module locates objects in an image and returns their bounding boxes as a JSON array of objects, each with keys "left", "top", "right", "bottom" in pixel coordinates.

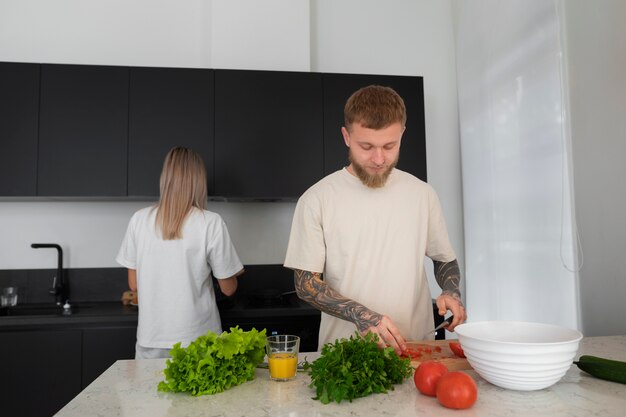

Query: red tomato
[
  {"left": 434, "top": 346, "right": 442, "bottom": 353},
  {"left": 413, "top": 360, "right": 449, "bottom": 396},
  {"left": 436, "top": 371, "right": 478, "bottom": 409},
  {"left": 401, "top": 347, "right": 422, "bottom": 360},
  {"left": 449, "top": 341, "right": 466, "bottom": 358}
]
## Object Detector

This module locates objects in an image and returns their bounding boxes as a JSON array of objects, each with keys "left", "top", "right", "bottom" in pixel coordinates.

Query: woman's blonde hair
[{"left": 155, "top": 147, "right": 208, "bottom": 240}]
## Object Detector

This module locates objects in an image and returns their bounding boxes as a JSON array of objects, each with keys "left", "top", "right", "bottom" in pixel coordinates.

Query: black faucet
[{"left": 31, "top": 243, "right": 67, "bottom": 306}]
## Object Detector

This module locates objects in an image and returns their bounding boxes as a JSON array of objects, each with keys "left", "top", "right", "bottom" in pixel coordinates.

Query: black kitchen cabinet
[
  {"left": 0, "top": 329, "right": 82, "bottom": 417},
  {"left": 223, "top": 314, "right": 321, "bottom": 353},
  {"left": 82, "top": 326, "right": 137, "bottom": 388},
  {"left": 214, "top": 69, "right": 324, "bottom": 199},
  {"left": 38, "top": 64, "right": 129, "bottom": 196},
  {"left": 128, "top": 67, "right": 215, "bottom": 197},
  {"left": 1, "top": 61, "right": 427, "bottom": 199},
  {"left": 322, "top": 73, "right": 427, "bottom": 181},
  {"left": 0, "top": 62, "right": 39, "bottom": 195},
  {"left": 0, "top": 308, "right": 138, "bottom": 417}
]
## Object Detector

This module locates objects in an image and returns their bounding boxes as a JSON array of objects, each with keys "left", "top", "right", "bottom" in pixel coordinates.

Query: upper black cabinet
[
  {"left": 214, "top": 70, "right": 324, "bottom": 199},
  {"left": 128, "top": 67, "right": 214, "bottom": 197},
  {"left": 0, "top": 62, "right": 39, "bottom": 196},
  {"left": 38, "top": 64, "right": 129, "bottom": 196},
  {"left": 1, "top": 62, "right": 426, "bottom": 199},
  {"left": 322, "top": 73, "right": 427, "bottom": 181}
]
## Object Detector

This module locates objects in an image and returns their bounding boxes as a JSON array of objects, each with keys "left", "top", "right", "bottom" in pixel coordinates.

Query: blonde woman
[{"left": 117, "top": 147, "right": 243, "bottom": 359}]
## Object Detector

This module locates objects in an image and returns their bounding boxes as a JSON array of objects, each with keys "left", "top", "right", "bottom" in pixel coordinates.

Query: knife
[{"left": 425, "top": 315, "right": 454, "bottom": 335}]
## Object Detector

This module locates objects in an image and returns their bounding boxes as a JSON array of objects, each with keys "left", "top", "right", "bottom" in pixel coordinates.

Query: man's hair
[
  {"left": 344, "top": 85, "right": 407, "bottom": 131},
  {"left": 155, "top": 146, "right": 207, "bottom": 240}
]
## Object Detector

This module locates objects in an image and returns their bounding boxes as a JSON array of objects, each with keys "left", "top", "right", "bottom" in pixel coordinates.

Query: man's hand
[
  {"left": 433, "top": 259, "right": 466, "bottom": 331},
  {"left": 361, "top": 315, "right": 407, "bottom": 354},
  {"left": 435, "top": 292, "right": 466, "bottom": 331}
]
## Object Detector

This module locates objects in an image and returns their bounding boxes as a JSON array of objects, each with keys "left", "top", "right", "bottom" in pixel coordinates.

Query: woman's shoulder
[
  {"left": 188, "top": 207, "right": 224, "bottom": 225},
  {"left": 130, "top": 205, "right": 156, "bottom": 221}
]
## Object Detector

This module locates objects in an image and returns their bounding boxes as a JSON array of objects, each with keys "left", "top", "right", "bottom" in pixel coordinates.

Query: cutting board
[{"left": 404, "top": 339, "right": 472, "bottom": 371}]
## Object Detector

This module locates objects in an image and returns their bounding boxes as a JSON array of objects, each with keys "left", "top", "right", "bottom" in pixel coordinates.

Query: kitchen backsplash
[
  {"left": 0, "top": 267, "right": 128, "bottom": 304},
  {"left": 0, "top": 201, "right": 296, "bottom": 270}
]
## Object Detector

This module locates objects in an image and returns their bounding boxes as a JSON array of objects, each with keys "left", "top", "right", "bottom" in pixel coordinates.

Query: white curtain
[{"left": 455, "top": 0, "right": 580, "bottom": 330}]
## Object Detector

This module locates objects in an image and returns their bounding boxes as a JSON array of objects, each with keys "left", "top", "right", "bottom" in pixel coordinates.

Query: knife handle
[{"left": 437, "top": 315, "right": 454, "bottom": 330}]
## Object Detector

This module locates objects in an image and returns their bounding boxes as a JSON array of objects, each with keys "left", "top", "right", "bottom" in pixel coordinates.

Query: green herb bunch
[
  {"left": 158, "top": 326, "right": 267, "bottom": 396},
  {"left": 304, "top": 332, "right": 413, "bottom": 404}
]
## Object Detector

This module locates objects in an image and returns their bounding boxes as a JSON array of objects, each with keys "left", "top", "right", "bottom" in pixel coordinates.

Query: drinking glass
[
  {"left": 266, "top": 335, "right": 300, "bottom": 381},
  {"left": 1, "top": 287, "right": 18, "bottom": 307}
]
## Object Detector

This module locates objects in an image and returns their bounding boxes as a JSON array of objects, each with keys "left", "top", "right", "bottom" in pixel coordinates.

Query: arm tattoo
[
  {"left": 433, "top": 259, "right": 463, "bottom": 303},
  {"left": 294, "top": 269, "right": 382, "bottom": 332}
]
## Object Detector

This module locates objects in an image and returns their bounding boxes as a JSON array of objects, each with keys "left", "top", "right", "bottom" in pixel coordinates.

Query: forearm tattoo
[
  {"left": 294, "top": 269, "right": 382, "bottom": 332},
  {"left": 433, "top": 259, "right": 463, "bottom": 303}
]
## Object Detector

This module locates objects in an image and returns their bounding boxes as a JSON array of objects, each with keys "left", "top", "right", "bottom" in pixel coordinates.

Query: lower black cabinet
[
  {"left": 0, "top": 325, "right": 137, "bottom": 417},
  {"left": 0, "top": 329, "right": 82, "bottom": 417},
  {"left": 82, "top": 327, "right": 137, "bottom": 388}
]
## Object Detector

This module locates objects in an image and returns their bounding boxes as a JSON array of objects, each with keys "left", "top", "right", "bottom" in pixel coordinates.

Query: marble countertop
[{"left": 55, "top": 335, "right": 626, "bottom": 417}]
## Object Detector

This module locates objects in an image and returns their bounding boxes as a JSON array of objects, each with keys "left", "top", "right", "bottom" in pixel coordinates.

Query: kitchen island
[{"left": 55, "top": 335, "right": 626, "bottom": 417}]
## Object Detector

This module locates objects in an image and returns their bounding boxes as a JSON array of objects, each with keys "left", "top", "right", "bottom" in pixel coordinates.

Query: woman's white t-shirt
[{"left": 116, "top": 207, "right": 243, "bottom": 349}]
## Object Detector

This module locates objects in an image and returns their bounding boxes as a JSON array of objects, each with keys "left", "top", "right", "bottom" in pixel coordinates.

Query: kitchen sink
[{"left": 0, "top": 303, "right": 93, "bottom": 317}]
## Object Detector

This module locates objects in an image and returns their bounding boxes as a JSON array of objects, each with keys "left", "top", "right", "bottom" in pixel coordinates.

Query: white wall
[
  {"left": 0, "top": 201, "right": 296, "bottom": 269},
  {"left": 0, "top": 0, "right": 213, "bottom": 68},
  {"left": 453, "top": 0, "right": 626, "bottom": 337},
  {"left": 454, "top": 0, "right": 580, "bottom": 331},
  {"left": 210, "top": 0, "right": 310, "bottom": 71},
  {"left": 562, "top": 0, "right": 626, "bottom": 336},
  {"left": 0, "top": 0, "right": 463, "bottom": 303},
  {"left": 0, "top": 0, "right": 310, "bottom": 268}
]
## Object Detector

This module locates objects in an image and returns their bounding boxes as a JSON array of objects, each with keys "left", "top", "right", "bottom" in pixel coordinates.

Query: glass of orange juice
[{"left": 266, "top": 335, "right": 300, "bottom": 381}]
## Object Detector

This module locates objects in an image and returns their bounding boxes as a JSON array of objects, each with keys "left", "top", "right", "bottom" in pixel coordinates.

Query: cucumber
[{"left": 574, "top": 355, "right": 626, "bottom": 385}]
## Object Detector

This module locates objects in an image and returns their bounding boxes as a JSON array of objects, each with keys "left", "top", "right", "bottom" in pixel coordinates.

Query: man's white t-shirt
[
  {"left": 116, "top": 207, "right": 243, "bottom": 349},
  {"left": 284, "top": 168, "right": 456, "bottom": 349}
]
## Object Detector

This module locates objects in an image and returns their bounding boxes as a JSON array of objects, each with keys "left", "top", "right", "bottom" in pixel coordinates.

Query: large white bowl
[{"left": 454, "top": 321, "right": 583, "bottom": 391}]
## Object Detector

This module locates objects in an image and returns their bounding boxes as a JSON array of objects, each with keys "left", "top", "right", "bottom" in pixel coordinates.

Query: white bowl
[{"left": 454, "top": 321, "right": 583, "bottom": 391}]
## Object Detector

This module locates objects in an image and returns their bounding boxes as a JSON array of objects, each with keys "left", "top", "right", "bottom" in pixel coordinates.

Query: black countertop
[
  {"left": 0, "top": 297, "right": 320, "bottom": 330},
  {"left": 0, "top": 265, "right": 320, "bottom": 334},
  {"left": 0, "top": 302, "right": 139, "bottom": 329}
]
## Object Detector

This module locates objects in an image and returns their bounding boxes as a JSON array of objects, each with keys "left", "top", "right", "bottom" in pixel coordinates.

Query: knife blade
[{"left": 425, "top": 315, "right": 454, "bottom": 335}]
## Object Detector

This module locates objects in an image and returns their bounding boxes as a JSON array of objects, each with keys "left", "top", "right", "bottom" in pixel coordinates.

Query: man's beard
[{"left": 349, "top": 151, "right": 398, "bottom": 189}]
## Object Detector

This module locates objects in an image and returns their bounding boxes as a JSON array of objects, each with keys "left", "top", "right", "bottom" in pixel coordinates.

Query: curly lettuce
[{"left": 158, "top": 326, "right": 267, "bottom": 396}]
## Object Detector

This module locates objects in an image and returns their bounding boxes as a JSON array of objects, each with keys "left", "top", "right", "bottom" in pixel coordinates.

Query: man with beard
[{"left": 284, "top": 85, "right": 466, "bottom": 353}]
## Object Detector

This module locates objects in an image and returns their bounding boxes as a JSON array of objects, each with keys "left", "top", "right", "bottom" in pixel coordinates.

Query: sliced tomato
[
  {"left": 401, "top": 347, "right": 422, "bottom": 360},
  {"left": 449, "top": 341, "right": 466, "bottom": 358}
]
